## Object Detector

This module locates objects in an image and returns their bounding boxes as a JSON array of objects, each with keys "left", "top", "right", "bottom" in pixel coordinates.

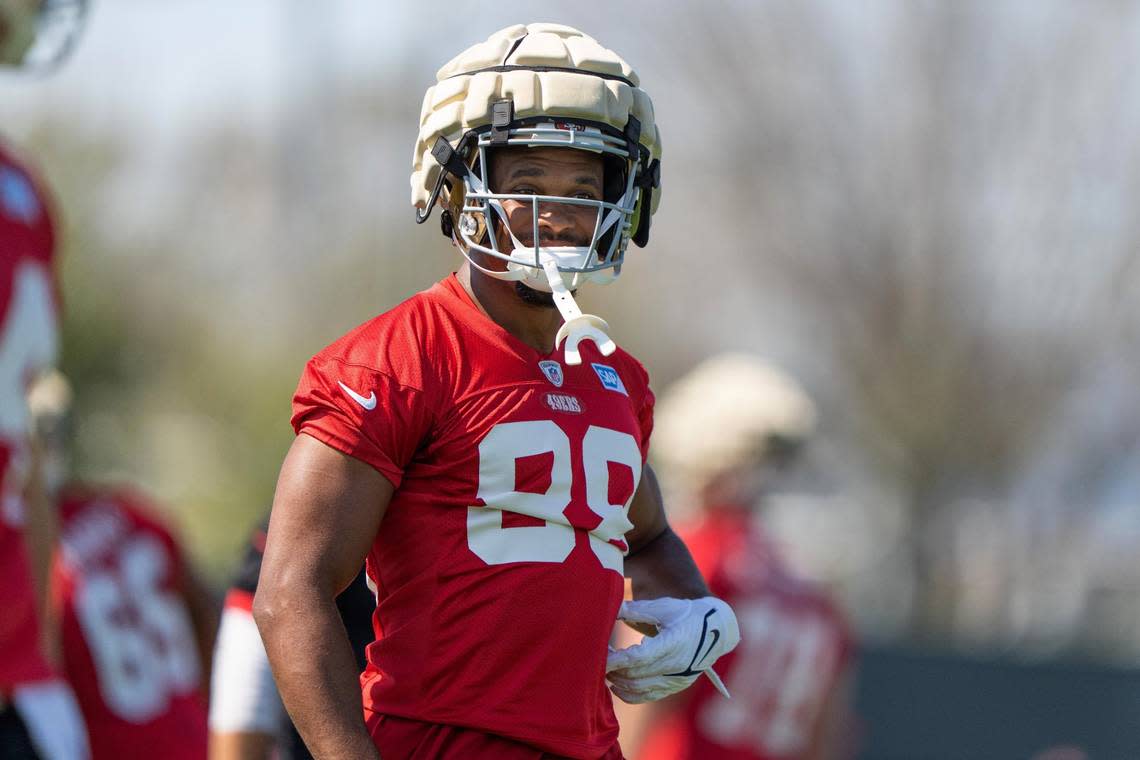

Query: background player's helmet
[
  {"left": 653, "top": 354, "right": 817, "bottom": 505},
  {"left": 0, "top": 0, "right": 87, "bottom": 69},
  {"left": 411, "top": 22, "right": 662, "bottom": 293}
]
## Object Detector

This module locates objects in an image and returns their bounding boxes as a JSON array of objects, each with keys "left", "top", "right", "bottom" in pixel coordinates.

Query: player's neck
[{"left": 458, "top": 263, "right": 562, "bottom": 355}]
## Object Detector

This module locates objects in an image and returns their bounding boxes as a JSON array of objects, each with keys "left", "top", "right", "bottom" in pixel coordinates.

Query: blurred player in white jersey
[
  {"left": 0, "top": 2, "right": 89, "bottom": 757},
  {"left": 28, "top": 372, "right": 217, "bottom": 760},
  {"left": 616, "top": 355, "right": 857, "bottom": 760},
  {"left": 208, "top": 516, "right": 373, "bottom": 760}
]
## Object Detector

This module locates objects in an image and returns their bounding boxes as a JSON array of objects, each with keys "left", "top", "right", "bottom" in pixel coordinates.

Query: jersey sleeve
[
  {"left": 291, "top": 349, "right": 436, "bottom": 490},
  {"left": 208, "top": 602, "right": 286, "bottom": 733}
]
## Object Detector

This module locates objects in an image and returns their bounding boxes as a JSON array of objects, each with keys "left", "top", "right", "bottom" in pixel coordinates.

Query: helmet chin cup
[
  {"left": 506, "top": 245, "right": 590, "bottom": 292},
  {"left": 541, "top": 259, "right": 616, "bottom": 365}
]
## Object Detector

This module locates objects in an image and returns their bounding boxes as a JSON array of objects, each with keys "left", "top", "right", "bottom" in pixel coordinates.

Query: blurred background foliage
[{"left": 7, "top": 0, "right": 1140, "bottom": 671}]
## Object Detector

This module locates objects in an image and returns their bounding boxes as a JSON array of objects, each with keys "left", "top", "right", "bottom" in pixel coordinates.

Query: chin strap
[{"left": 542, "top": 259, "right": 616, "bottom": 366}]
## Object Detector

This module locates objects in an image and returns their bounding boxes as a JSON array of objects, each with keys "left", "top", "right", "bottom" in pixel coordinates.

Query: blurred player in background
[
  {"left": 28, "top": 371, "right": 217, "bottom": 760},
  {"left": 208, "top": 516, "right": 373, "bottom": 760},
  {"left": 1, "top": 2, "right": 90, "bottom": 757},
  {"left": 616, "top": 355, "right": 857, "bottom": 760},
  {"left": 255, "top": 22, "right": 740, "bottom": 760}
]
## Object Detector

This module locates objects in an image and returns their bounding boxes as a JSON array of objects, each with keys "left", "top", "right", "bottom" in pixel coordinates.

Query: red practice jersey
[
  {"left": 292, "top": 274, "right": 655, "bottom": 759},
  {"left": 0, "top": 141, "right": 60, "bottom": 690},
  {"left": 635, "top": 509, "right": 853, "bottom": 760},
  {"left": 52, "top": 486, "right": 208, "bottom": 759}
]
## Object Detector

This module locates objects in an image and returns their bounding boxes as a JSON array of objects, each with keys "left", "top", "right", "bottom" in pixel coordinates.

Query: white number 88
[{"left": 467, "top": 420, "right": 642, "bottom": 572}]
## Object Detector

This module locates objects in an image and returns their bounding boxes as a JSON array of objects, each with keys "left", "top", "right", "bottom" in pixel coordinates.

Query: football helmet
[
  {"left": 411, "top": 23, "right": 662, "bottom": 362},
  {"left": 653, "top": 354, "right": 817, "bottom": 500},
  {"left": 0, "top": 0, "right": 87, "bottom": 69}
]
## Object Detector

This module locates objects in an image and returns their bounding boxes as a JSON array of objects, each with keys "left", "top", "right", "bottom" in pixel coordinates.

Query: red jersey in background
[
  {"left": 52, "top": 486, "right": 208, "bottom": 759},
  {"left": 0, "top": 141, "right": 60, "bottom": 691},
  {"left": 636, "top": 509, "right": 854, "bottom": 760},
  {"left": 292, "top": 274, "right": 655, "bottom": 759}
]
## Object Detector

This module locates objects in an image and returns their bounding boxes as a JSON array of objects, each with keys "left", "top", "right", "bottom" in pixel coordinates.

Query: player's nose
[{"left": 537, "top": 204, "right": 590, "bottom": 246}]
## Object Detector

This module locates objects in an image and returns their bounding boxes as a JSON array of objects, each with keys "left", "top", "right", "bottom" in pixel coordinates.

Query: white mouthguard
[{"left": 542, "top": 259, "right": 617, "bottom": 365}]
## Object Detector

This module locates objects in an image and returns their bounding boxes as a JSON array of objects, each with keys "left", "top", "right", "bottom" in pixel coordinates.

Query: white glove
[{"left": 606, "top": 596, "right": 740, "bottom": 704}]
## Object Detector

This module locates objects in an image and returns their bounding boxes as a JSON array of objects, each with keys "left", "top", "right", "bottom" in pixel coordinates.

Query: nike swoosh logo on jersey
[{"left": 338, "top": 381, "right": 377, "bottom": 410}]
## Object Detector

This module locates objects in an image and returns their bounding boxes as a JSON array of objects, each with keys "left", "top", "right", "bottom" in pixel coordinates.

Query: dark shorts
[
  {"left": 365, "top": 712, "right": 625, "bottom": 760},
  {"left": 0, "top": 701, "right": 41, "bottom": 760}
]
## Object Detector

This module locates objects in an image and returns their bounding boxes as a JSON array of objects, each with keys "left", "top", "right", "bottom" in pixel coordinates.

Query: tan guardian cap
[{"left": 411, "top": 22, "right": 661, "bottom": 245}]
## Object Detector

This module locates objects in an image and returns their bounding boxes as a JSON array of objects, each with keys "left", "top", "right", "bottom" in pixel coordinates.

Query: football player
[
  {"left": 617, "top": 355, "right": 856, "bottom": 760},
  {"left": 0, "top": 2, "right": 89, "bottom": 757},
  {"left": 28, "top": 371, "right": 217, "bottom": 760},
  {"left": 254, "top": 22, "right": 741, "bottom": 760},
  {"left": 208, "top": 516, "right": 373, "bottom": 760}
]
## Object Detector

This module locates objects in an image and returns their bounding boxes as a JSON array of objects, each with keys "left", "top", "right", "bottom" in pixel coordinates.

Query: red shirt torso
[
  {"left": 292, "top": 275, "right": 655, "bottom": 759},
  {"left": 637, "top": 510, "right": 853, "bottom": 760},
  {"left": 52, "top": 487, "right": 208, "bottom": 759},
  {"left": 0, "top": 140, "right": 59, "bottom": 690}
]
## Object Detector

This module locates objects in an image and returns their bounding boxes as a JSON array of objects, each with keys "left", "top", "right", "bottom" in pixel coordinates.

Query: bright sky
[
  {"left": 0, "top": 1, "right": 703, "bottom": 139},
  {"left": 0, "top": 0, "right": 428, "bottom": 138}
]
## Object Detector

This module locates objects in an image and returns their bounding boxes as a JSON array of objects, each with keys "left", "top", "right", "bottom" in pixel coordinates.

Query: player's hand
[{"left": 606, "top": 596, "right": 739, "bottom": 704}]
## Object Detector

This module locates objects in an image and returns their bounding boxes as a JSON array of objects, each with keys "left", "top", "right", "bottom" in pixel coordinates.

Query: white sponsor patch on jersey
[{"left": 591, "top": 363, "right": 627, "bottom": 395}]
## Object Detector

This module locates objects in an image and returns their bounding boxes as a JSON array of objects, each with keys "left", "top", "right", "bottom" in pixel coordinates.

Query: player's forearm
[
  {"left": 624, "top": 526, "right": 709, "bottom": 601},
  {"left": 23, "top": 442, "right": 61, "bottom": 666},
  {"left": 253, "top": 587, "right": 380, "bottom": 760},
  {"left": 208, "top": 730, "right": 277, "bottom": 760}
]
